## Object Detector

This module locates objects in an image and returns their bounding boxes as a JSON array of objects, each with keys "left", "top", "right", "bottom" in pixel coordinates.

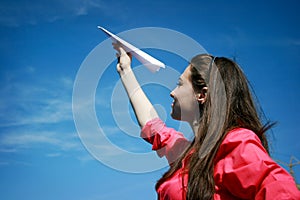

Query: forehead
[{"left": 180, "top": 65, "right": 191, "bottom": 80}]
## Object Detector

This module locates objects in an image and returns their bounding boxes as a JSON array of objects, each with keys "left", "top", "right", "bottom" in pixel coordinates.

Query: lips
[{"left": 171, "top": 100, "right": 175, "bottom": 107}]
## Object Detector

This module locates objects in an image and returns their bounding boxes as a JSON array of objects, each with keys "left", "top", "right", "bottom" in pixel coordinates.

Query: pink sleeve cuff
[{"left": 141, "top": 118, "right": 190, "bottom": 163}]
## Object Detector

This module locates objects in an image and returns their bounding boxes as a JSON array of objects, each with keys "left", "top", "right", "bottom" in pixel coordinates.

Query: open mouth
[{"left": 171, "top": 100, "right": 175, "bottom": 108}]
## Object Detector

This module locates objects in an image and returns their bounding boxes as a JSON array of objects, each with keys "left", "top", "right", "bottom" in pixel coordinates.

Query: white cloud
[
  {"left": 76, "top": 154, "right": 95, "bottom": 163},
  {"left": 277, "top": 38, "right": 300, "bottom": 46},
  {"left": 217, "top": 27, "right": 300, "bottom": 48},
  {"left": 0, "top": 160, "right": 31, "bottom": 167},
  {"left": 0, "top": 161, "right": 9, "bottom": 166},
  {"left": 0, "top": 0, "right": 112, "bottom": 27},
  {"left": 60, "top": 76, "right": 74, "bottom": 89},
  {"left": 0, "top": 148, "right": 18, "bottom": 153},
  {"left": 1, "top": 132, "right": 59, "bottom": 146},
  {"left": 0, "top": 130, "right": 81, "bottom": 151},
  {"left": 0, "top": 72, "right": 74, "bottom": 127},
  {"left": 74, "top": 0, "right": 104, "bottom": 16},
  {"left": 0, "top": 70, "right": 90, "bottom": 163},
  {"left": 0, "top": 67, "right": 142, "bottom": 166},
  {"left": 46, "top": 152, "right": 62, "bottom": 157},
  {"left": 26, "top": 66, "right": 36, "bottom": 73}
]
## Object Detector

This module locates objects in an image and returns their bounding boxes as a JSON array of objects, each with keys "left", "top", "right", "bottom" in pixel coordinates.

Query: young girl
[{"left": 113, "top": 43, "right": 300, "bottom": 200}]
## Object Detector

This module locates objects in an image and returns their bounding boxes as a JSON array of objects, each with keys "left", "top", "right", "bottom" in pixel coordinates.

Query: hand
[{"left": 113, "top": 42, "right": 132, "bottom": 74}]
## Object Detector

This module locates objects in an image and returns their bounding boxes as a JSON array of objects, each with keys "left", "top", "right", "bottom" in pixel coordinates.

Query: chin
[{"left": 170, "top": 111, "right": 181, "bottom": 121}]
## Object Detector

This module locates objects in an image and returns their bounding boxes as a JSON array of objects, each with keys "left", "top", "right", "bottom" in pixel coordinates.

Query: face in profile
[{"left": 170, "top": 65, "right": 200, "bottom": 122}]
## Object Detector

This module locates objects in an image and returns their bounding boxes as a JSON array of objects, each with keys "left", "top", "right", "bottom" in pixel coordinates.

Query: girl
[{"left": 113, "top": 43, "right": 300, "bottom": 200}]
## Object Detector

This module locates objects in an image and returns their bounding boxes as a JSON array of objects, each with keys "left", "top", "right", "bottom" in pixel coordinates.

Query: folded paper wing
[{"left": 98, "top": 26, "right": 165, "bottom": 73}]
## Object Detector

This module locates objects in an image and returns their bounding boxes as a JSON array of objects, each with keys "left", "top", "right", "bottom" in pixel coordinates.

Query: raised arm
[{"left": 113, "top": 43, "right": 158, "bottom": 127}]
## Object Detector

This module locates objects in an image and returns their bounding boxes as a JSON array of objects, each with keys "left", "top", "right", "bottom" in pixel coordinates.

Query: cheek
[
  {"left": 183, "top": 86, "right": 197, "bottom": 102},
  {"left": 172, "top": 93, "right": 199, "bottom": 121},
  {"left": 178, "top": 90, "right": 198, "bottom": 110}
]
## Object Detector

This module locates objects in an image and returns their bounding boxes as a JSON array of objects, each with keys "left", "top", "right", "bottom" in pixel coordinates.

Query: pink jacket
[{"left": 141, "top": 118, "right": 300, "bottom": 200}]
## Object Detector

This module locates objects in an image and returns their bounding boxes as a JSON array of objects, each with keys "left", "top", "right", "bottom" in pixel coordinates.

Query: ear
[{"left": 196, "top": 87, "right": 208, "bottom": 104}]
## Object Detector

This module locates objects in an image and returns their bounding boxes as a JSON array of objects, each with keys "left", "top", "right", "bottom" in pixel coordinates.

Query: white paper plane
[{"left": 98, "top": 26, "right": 165, "bottom": 73}]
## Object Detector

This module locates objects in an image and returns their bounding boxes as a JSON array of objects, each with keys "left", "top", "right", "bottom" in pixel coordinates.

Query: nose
[{"left": 170, "top": 90, "right": 175, "bottom": 98}]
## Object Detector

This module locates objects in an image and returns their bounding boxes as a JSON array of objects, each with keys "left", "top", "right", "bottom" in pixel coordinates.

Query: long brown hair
[{"left": 156, "top": 54, "right": 273, "bottom": 199}]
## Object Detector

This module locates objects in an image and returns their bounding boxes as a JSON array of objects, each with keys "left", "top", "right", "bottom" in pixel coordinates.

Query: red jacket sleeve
[
  {"left": 141, "top": 118, "right": 190, "bottom": 164},
  {"left": 214, "top": 128, "right": 300, "bottom": 200}
]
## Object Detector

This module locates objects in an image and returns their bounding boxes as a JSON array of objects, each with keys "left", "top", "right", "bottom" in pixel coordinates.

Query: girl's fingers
[
  {"left": 119, "top": 46, "right": 127, "bottom": 55},
  {"left": 116, "top": 53, "right": 120, "bottom": 62},
  {"left": 112, "top": 42, "right": 127, "bottom": 55},
  {"left": 112, "top": 42, "right": 120, "bottom": 51}
]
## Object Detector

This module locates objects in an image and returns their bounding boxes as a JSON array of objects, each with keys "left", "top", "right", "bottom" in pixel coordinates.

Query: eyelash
[{"left": 177, "top": 82, "right": 182, "bottom": 86}]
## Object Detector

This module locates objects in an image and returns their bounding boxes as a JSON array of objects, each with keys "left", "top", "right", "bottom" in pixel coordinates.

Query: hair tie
[
  {"left": 206, "top": 56, "right": 217, "bottom": 84},
  {"left": 210, "top": 56, "right": 217, "bottom": 67}
]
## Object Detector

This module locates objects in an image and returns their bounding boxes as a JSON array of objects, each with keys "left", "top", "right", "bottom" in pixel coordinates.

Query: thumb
[{"left": 119, "top": 46, "right": 127, "bottom": 55}]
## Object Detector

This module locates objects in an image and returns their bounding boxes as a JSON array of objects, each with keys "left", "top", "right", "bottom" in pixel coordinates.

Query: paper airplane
[{"left": 98, "top": 26, "right": 165, "bottom": 72}]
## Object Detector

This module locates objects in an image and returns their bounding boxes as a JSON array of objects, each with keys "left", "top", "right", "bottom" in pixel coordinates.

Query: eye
[
  {"left": 176, "top": 79, "right": 183, "bottom": 86},
  {"left": 176, "top": 81, "right": 182, "bottom": 86}
]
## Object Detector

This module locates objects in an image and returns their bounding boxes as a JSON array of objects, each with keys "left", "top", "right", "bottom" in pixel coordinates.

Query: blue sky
[{"left": 0, "top": 0, "right": 300, "bottom": 199}]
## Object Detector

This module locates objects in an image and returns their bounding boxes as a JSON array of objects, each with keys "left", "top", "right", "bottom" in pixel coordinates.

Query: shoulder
[
  {"left": 214, "top": 128, "right": 300, "bottom": 199},
  {"left": 224, "top": 128, "right": 261, "bottom": 144},
  {"left": 215, "top": 128, "right": 269, "bottom": 164},
  {"left": 219, "top": 128, "right": 265, "bottom": 153}
]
